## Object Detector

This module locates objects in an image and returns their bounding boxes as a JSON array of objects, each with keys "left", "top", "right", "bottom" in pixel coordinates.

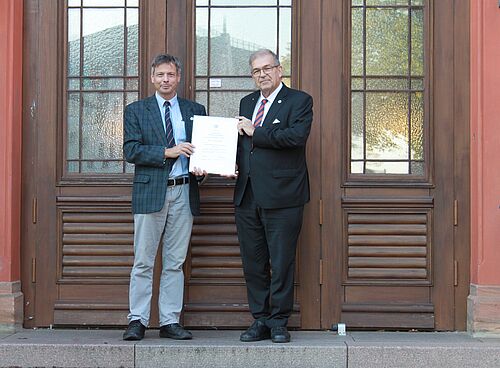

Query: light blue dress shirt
[{"left": 155, "top": 92, "right": 188, "bottom": 178}]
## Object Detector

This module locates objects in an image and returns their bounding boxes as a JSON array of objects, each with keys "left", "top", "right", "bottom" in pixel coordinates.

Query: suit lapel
[
  {"left": 262, "top": 84, "right": 288, "bottom": 127},
  {"left": 145, "top": 95, "right": 168, "bottom": 146},
  {"left": 243, "top": 91, "right": 260, "bottom": 119},
  {"left": 178, "top": 98, "right": 193, "bottom": 141}
]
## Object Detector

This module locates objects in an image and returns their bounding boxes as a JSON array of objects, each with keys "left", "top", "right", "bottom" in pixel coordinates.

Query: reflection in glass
[
  {"left": 82, "top": 78, "right": 124, "bottom": 90},
  {"left": 351, "top": 161, "right": 364, "bottom": 174},
  {"left": 366, "top": 8, "right": 408, "bottom": 76},
  {"left": 67, "top": 161, "right": 79, "bottom": 173},
  {"left": 210, "top": 8, "right": 277, "bottom": 75},
  {"left": 211, "top": 0, "right": 277, "bottom": 5},
  {"left": 279, "top": 8, "right": 292, "bottom": 75},
  {"left": 126, "top": 8, "right": 139, "bottom": 76},
  {"left": 196, "top": 8, "right": 209, "bottom": 76},
  {"left": 83, "top": 9, "right": 124, "bottom": 76},
  {"left": 68, "top": 78, "right": 81, "bottom": 90},
  {"left": 410, "top": 92, "right": 424, "bottom": 160},
  {"left": 196, "top": 92, "right": 208, "bottom": 110},
  {"left": 351, "top": 93, "right": 364, "bottom": 160},
  {"left": 411, "top": 9, "right": 424, "bottom": 76},
  {"left": 83, "top": 0, "right": 125, "bottom": 6},
  {"left": 366, "top": 93, "right": 408, "bottom": 160},
  {"left": 366, "top": 161, "right": 409, "bottom": 174},
  {"left": 68, "top": 9, "right": 80, "bottom": 76},
  {"left": 410, "top": 161, "right": 424, "bottom": 175},
  {"left": 210, "top": 92, "right": 249, "bottom": 117},
  {"left": 366, "top": 0, "right": 408, "bottom": 5},
  {"left": 81, "top": 161, "right": 122, "bottom": 174},
  {"left": 351, "top": 8, "right": 363, "bottom": 76},
  {"left": 125, "top": 78, "right": 139, "bottom": 90},
  {"left": 67, "top": 93, "right": 80, "bottom": 160},
  {"left": 366, "top": 78, "right": 408, "bottom": 90},
  {"left": 81, "top": 93, "right": 123, "bottom": 160}
]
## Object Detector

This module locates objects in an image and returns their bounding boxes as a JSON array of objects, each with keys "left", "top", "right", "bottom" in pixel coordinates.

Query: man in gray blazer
[
  {"left": 235, "top": 49, "right": 313, "bottom": 343},
  {"left": 122, "top": 54, "right": 206, "bottom": 341}
]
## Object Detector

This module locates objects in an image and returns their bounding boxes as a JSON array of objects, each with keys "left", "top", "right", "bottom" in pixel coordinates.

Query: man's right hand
[{"left": 164, "top": 142, "right": 195, "bottom": 159}]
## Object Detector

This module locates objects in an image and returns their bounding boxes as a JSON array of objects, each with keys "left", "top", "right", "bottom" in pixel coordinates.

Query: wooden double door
[{"left": 21, "top": 0, "right": 469, "bottom": 330}]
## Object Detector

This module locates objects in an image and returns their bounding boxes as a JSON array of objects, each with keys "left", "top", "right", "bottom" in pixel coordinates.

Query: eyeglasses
[{"left": 251, "top": 64, "right": 280, "bottom": 77}]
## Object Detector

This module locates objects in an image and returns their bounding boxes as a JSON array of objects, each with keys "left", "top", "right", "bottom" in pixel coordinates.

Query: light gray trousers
[{"left": 127, "top": 183, "right": 193, "bottom": 327}]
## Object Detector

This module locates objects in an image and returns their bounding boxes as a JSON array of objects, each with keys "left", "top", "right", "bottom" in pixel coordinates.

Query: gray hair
[
  {"left": 151, "top": 54, "right": 182, "bottom": 74},
  {"left": 249, "top": 49, "right": 280, "bottom": 67}
]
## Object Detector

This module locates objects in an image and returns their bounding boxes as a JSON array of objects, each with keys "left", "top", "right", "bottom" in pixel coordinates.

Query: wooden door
[
  {"left": 316, "top": 0, "right": 470, "bottom": 330},
  {"left": 21, "top": 0, "right": 321, "bottom": 329}
]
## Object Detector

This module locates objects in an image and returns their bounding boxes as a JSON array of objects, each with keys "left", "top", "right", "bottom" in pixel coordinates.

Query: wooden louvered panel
[
  {"left": 61, "top": 211, "right": 134, "bottom": 280},
  {"left": 349, "top": 246, "right": 427, "bottom": 257},
  {"left": 191, "top": 245, "right": 240, "bottom": 257},
  {"left": 346, "top": 211, "right": 429, "bottom": 282}
]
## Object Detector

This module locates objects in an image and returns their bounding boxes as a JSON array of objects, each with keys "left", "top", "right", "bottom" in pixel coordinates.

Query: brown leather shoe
[
  {"left": 123, "top": 320, "right": 146, "bottom": 341},
  {"left": 159, "top": 323, "right": 193, "bottom": 340},
  {"left": 240, "top": 320, "right": 271, "bottom": 342}
]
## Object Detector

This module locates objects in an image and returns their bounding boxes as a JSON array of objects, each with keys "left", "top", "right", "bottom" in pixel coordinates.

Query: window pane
[
  {"left": 366, "top": 78, "right": 409, "bottom": 90},
  {"left": 366, "top": 93, "right": 409, "bottom": 160},
  {"left": 83, "top": 9, "right": 124, "bottom": 76},
  {"left": 211, "top": 0, "right": 277, "bottom": 5},
  {"left": 66, "top": 1, "right": 139, "bottom": 176},
  {"left": 68, "top": 9, "right": 81, "bottom": 76},
  {"left": 126, "top": 8, "right": 139, "bottom": 76},
  {"left": 366, "top": 0, "right": 408, "bottom": 5},
  {"left": 81, "top": 92, "right": 123, "bottom": 160},
  {"left": 366, "top": 161, "right": 409, "bottom": 174},
  {"left": 67, "top": 93, "right": 80, "bottom": 160},
  {"left": 351, "top": 93, "right": 364, "bottom": 160},
  {"left": 351, "top": 8, "right": 363, "bottom": 76},
  {"left": 366, "top": 8, "right": 408, "bottom": 76},
  {"left": 210, "top": 8, "right": 277, "bottom": 75},
  {"left": 411, "top": 9, "right": 424, "bottom": 76},
  {"left": 279, "top": 8, "right": 292, "bottom": 75},
  {"left": 209, "top": 92, "right": 250, "bottom": 117},
  {"left": 410, "top": 92, "right": 424, "bottom": 160},
  {"left": 196, "top": 8, "right": 209, "bottom": 76}
]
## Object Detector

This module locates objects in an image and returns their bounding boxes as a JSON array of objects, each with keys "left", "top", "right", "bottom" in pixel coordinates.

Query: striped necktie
[
  {"left": 253, "top": 99, "right": 268, "bottom": 127},
  {"left": 164, "top": 101, "right": 175, "bottom": 148}
]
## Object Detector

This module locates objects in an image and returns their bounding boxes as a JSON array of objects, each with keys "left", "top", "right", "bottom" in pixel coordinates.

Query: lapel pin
[
  {"left": 190, "top": 117, "right": 194, "bottom": 120},
  {"left": 278, "top": 100, "right": 282, "bottom": 104}
]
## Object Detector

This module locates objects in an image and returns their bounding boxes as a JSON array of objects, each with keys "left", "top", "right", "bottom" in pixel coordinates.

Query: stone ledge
[
  {"left": 0, "top": 281, "right": 23, "bottom": 332},
  {"left": 468, "top": 283, "right": 500, "bottom": 336}
]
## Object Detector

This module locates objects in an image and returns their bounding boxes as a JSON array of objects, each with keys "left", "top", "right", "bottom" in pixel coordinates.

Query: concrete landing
[{"left": 0, "top": 329, "right": 499, "bottom": 367}]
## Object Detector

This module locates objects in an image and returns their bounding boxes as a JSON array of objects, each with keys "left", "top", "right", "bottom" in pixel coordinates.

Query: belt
[{"left": 167, "top": 177, "right": 189, "bottom": 187}]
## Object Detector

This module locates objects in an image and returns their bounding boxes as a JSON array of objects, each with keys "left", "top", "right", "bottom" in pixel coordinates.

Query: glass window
[
  {"left": 66, "top": 0, "right": 139, "bottom": 175},
  {"left": 350, "top": 0, "right": 425, "bottom": 176},
  {"left": 194, "top": 0, "right": 292, "bottom": 115}
]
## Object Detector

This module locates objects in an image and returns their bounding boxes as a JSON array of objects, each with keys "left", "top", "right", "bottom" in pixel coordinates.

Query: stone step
[{"left": 1, "top": 329, "right": 499, "bottom": 368}]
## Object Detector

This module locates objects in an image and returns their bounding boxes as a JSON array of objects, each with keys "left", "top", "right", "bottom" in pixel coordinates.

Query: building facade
[{"left": 0, "top": 0, "right": 498, "bottom": 333}]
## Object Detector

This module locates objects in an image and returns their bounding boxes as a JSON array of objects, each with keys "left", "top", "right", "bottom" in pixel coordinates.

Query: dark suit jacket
[
  {"left": 123, "top": 94, "right": 206, "bottom": 215},
  {"left": 234, "top": 84, "right": 313, "bottom": 209}
]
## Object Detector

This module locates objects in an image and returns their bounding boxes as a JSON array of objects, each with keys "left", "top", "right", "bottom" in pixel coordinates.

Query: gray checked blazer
[{"left": 123, "top": 94, "right": 206, "bottom": 215}]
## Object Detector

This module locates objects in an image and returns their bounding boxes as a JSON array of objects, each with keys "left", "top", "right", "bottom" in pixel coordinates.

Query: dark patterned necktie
[
  {"left": 164, "top": 101, "right": 175, "bottom": 148},
  {"left": 253, "top": 99, "right": 268, "bottom": 127}
]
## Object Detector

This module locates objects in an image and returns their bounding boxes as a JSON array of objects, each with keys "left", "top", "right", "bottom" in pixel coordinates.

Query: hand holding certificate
[{"left": 189, "top": 115, "right": 239, "bottom": 176}]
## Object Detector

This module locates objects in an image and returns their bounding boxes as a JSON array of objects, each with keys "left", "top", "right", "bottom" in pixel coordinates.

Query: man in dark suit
[
  {"left": 235, "top": 49, "right": 313, "bottom": 343},
  {"left": 122, "top": 54, "right": 206, "bottom": 341}
]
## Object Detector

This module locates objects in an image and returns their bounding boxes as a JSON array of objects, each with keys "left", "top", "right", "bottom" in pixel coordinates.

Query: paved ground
[{"left": 0, "top": 329, "right": 499, "bottom": 367}]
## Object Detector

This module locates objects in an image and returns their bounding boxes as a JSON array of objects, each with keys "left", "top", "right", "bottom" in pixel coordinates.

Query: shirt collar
[
  {"left": 258, "top": 82, "right": 283, "bottom": 105},
  {"left": 155, "top": 92, "right": 178, "bottom": 108}
]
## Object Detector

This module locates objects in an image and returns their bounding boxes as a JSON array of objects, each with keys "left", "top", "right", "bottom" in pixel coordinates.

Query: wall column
[
  {"left": 468, "top": 0, "right": 500, "bottom": 336},
  {"left": 0, "top": 0, "right": 24, "bottom": 331}
]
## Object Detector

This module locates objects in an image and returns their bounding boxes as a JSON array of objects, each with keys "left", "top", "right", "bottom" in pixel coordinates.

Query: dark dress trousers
[
  {"left": 123, "top": 94, "right": 206, "bottom": 215},
  {"left": 234, "top": 84, "right": 313, "bottom": 328}
]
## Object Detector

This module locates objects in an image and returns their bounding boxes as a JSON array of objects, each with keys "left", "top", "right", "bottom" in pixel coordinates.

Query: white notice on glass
[{"left": 189, "top": 115, "right": 238, "bottom": 176}]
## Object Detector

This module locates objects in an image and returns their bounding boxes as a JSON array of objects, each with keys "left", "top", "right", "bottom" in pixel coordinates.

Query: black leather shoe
[
  {"left": 123, "top": 320, "right": 146, "bottom": 341},
  {"left": 240, "top": 320, "right": 271, "bottom": 342},
  {"left": 159, "top": 323, "right": 193, "bottom": 340},
  {"left": 271, "top": 326, "right": 291, "bottom": 343}
]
